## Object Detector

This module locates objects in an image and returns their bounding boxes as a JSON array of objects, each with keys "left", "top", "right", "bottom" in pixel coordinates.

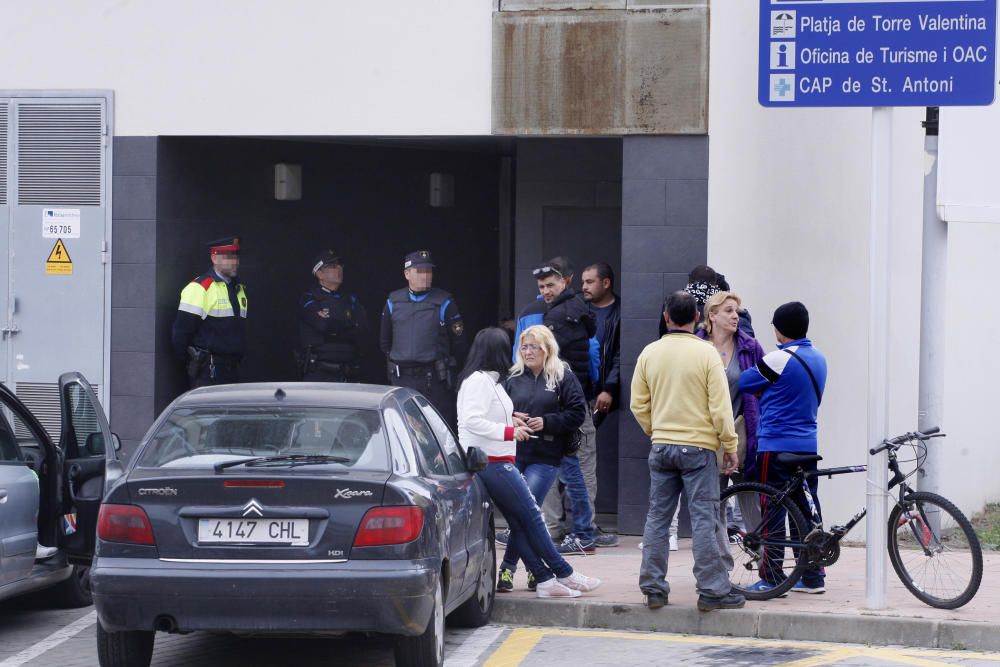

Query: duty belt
[{"left": 394, "top": 364, "right": 434, "bottom": 377}]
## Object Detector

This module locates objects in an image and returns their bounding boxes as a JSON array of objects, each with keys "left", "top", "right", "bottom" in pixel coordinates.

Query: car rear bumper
[{"left": 91, "top": 557, "right": 438, "bottom": 635}]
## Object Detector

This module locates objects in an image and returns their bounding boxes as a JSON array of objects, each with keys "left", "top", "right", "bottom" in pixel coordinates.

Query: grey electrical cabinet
[{"left": 0, "top": 92, "right": 113, "bottom": 441}]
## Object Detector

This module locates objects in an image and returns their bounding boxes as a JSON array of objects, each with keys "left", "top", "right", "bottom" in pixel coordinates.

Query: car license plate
[{"left": 198, "top": 518, "right": 309, "bottom": 546}]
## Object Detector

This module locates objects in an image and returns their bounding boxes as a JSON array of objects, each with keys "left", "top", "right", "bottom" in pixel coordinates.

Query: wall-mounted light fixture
[
  {"left": 275, "top": 163, "right": 302, "bottom": 200},
  {"left": 429, "top": 172, "right": 454, "bottom": 208}
]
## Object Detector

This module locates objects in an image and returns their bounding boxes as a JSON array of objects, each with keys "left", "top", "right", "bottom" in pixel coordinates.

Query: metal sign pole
[{"left": 865, "top": 106, "right": 892, "bottom": 610}]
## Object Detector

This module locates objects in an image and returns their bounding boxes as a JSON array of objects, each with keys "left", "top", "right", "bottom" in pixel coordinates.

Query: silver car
[{"left": 0, "top": 372, "right": 119, "bottom": 608}]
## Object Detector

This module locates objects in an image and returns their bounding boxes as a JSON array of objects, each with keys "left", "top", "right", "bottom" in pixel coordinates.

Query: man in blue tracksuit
[{"left": 738, "top": 301, "right": 828, "bottom": 594}]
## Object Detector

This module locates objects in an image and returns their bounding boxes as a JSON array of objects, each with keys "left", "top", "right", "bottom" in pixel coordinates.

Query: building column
[
  {"left": 617, "top": 135, "right": 709, "bottom": 534},
  {"left": 110, "top": 137, "right": 158, "bottom": 460}
]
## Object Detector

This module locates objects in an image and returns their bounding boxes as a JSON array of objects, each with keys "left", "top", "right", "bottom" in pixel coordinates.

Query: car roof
[{"left": 172, "top": 382, "right": 412, "bottom": 410}]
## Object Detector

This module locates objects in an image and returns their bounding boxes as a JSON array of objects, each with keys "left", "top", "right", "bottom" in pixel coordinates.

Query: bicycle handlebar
[{"left": 869, "top": 427, "right": 945, "bottom": 455}]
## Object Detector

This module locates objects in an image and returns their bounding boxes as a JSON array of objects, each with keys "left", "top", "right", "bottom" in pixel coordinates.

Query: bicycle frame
[{"left": 767, "top": 451, "right": 915, "bottom": 544}]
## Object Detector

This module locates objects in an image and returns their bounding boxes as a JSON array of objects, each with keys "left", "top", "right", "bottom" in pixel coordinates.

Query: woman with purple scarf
[
  {"left": 697, "top": 291, "right": 766, "bottom": 538},
  {"left": 698, "top": 291, "right": 764, "bottom": 476}
]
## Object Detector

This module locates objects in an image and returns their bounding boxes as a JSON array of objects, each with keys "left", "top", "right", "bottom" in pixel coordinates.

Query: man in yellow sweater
[{"left": 631, "top": 290, "right": 744, "bottom": 612}]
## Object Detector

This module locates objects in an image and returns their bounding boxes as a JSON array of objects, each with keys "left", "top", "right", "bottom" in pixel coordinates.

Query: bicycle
[{"left": 721, "top": 427, "right": 983, "bottom": 609}]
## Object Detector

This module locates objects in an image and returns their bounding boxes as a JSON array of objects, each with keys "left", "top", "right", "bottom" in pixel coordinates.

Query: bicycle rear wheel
[
  {"left": 887, "top": 491, "right": 983, "bottom": 609},
  {"left": 720, "top": 482, "right": 810, "bottom": 600}
]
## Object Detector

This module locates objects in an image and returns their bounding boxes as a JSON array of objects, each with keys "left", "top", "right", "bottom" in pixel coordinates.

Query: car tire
[
  {"left": 394, "top": 577, "right": 445, "bottom": 667},
  {"left": 96, "top": 620, "right": 154, "bottom": 667},
  {"left": 47, "top": 565, "right": 93, "bottom": 609},
  {"left": 448, "top": 526, "right": 496, "bottom": 628}
]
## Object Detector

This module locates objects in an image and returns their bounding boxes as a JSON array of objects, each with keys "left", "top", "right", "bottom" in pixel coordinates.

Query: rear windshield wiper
[{"left": 214, "top": 454, "right": 350, "bottom": 472}]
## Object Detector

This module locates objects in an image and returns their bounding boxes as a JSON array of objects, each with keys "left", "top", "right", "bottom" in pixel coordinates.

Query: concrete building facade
[{"left": 1, "top": 0, "right": 994, "bottom": 533}]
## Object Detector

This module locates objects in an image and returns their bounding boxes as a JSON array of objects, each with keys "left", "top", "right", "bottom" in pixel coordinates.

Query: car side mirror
[
  {"left": 85, "top": 432, "right": 106, "bottom": 456},
  {"left": 465, "top": 446, "right": 488, "bottom": 473},
  {"left": 111, "top": 433, "right": 122, "bottom": 452}
]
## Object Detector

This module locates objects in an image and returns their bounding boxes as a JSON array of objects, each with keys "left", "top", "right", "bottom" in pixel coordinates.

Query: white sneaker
[
  {"left": 557, "top": 571, "right": 602, "bottom": 593},
  {"left": 669, "top": 535, "right": 678, "bottom": 551},
  {"left": 35, "top": 545, "right": 58, "bottom": 560},
  {"left": 536, "top": 578, "right": 581, "bottom": 598}
]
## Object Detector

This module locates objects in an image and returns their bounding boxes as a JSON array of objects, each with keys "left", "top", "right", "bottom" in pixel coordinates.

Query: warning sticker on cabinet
[{"left": 45, "top": 239, "right": 73, "bottom": 275}]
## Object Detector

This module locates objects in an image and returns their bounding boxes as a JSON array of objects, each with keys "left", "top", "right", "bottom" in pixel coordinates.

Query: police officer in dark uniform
[
  {"left": 297, "top": 250, "right": 369, "bottom": 382},
  {"left": 379, "top": 250, "right": 466, "bottom": 425},
  {"left": 171, "top": 237, "right": 248, "bottom": 388}
]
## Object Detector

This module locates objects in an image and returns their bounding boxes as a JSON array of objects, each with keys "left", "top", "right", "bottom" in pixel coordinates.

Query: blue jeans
[
  {"left": 501, "top": 463, "right": 559, "bottom": 571},
  {"left": 560, "top": 454, "right": 595, "bottom": 542},
  {"left": 478, "top": 461, "right": 573, "bottom": 584},
  {"left": 639, "top": 445, "right": 733, "bottom": 599}
]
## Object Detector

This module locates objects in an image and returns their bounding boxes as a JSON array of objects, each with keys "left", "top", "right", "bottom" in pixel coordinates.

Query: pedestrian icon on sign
[
  {"left": 770, "top": 10, "right": 796, "bottom": 39},
  {"left": 770, "top": 42, "right": 796, "bottom": 70}
]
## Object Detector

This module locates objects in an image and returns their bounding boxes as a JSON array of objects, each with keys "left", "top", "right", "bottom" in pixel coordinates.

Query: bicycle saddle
[{"left": 774, "top": 452, "right": 823, "bottom": 467}]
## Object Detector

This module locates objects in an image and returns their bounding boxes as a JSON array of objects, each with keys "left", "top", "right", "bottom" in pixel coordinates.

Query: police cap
[
  {"left": 207, "top": 237, "right": 240, "bottom": 255},
  {"left": 311, "top": 249, "right": 343, "bottom": 275},
  {"left": 403, "top": 250, "right": 435, "bottom": 269}
]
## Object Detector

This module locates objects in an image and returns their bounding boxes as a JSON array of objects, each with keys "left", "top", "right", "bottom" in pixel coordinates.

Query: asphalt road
[{"left": 1, "top": 599, "right": 998, "bottom": 667}]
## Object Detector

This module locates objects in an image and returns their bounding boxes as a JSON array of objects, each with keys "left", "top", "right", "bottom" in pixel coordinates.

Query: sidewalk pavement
[{"left": 491, "top": 535, "right": 1000, "bottom": 651}]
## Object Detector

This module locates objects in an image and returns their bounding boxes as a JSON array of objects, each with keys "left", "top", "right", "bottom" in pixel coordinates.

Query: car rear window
[{"left": 136, "top": 407, "right": 390, "bottom": 471}]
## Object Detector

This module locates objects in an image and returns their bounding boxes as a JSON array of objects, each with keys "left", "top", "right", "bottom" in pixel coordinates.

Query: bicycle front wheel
[
  {"left": 887, "top": 491, "right": 983, "bottom": 609},
  {"left": 721, "top": 482, "right": 810, "bottom": 600}
]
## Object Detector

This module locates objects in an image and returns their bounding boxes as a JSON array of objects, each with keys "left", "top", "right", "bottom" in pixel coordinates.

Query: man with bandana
[{"left": 660, "top": 265, "right": 753, "bottom": 338}]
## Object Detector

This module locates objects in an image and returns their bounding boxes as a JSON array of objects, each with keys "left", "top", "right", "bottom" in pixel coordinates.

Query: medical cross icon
[{"left": 769, "top": 74, "right": 795, "bottom": 102}]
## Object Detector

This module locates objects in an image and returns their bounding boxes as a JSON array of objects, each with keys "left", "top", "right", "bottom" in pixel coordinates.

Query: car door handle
[{"left": 0, "top": 489, "right": 7, "bottom": 504}]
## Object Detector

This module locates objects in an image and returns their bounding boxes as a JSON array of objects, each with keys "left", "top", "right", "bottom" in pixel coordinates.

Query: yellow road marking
[
  {"left": 481, "top": 626, "right": 1000, "bottom": 667},
  {"left": 482, "top": 628, "right": 545, "bottom": 667}
]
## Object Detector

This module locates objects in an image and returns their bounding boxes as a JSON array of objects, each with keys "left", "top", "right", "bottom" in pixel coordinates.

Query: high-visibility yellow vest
[{"left": 178, "top": 276, "right": 247, "bottom": 320}]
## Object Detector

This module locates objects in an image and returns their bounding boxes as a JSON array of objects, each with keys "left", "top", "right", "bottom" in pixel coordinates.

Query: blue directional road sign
[{"left": 759, "top": 0, "right": 997, "bottom": 106}]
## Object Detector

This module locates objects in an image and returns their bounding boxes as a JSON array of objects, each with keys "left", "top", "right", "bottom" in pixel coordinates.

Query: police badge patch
[{"left": 451, "top": 321, "right": 464, "bottom": 336}]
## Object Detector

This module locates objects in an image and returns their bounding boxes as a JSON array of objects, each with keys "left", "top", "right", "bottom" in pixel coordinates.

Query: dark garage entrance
[{"left": 111, "top": 135, "right": 670, "bottom": 524}]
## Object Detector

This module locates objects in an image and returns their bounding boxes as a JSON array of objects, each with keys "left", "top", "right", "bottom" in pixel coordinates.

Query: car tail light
[
  {"left": 98, "top": 504, "right": 155, "bottom": 545},
  {"left": 353, "top": 506, "right": 423, "bottom": 547}
]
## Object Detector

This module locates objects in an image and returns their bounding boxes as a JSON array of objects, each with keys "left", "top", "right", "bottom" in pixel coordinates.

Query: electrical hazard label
[{"left": 45, "top": 239, "right": 73, "bottom": 275}]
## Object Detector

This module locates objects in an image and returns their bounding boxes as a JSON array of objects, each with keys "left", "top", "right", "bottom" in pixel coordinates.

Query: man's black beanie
[{"left": 772, "top": 302, "right": 809, "bottom": 340}]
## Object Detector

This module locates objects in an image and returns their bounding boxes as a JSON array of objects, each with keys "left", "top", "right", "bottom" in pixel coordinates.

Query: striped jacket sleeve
[{"left": 738, "top": 348, "right": 791, "bottom": 394}]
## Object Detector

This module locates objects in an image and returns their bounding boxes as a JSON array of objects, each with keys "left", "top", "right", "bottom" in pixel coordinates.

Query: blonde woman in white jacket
[{"left": 456, "top": 327, "right": 600, "bottom": 599}]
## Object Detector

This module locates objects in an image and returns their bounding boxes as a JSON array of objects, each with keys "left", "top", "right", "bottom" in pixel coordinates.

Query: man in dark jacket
[
  {"left": 581, "top": 262, "right": 622, "bottom": 548},
  {"left": 297, "top": 250, "right": 368, "bottom": 381},
  {"left": 509, "top": 258, "right": 599, "bottom": 551},
  {"left": 581, "top": 263, "right": 620, "bottom": 420}
]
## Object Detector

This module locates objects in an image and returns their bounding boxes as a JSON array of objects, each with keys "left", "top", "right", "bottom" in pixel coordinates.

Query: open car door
[{"left": 57, "top": 372, "right": 122, "bottom": 564}]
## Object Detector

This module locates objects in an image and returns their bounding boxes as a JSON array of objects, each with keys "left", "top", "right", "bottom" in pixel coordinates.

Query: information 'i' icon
[{"left": 770, "top": 42, "right": 796, "bottom": 70}]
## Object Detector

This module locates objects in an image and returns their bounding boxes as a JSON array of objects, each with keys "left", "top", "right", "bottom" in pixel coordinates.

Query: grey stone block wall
[
  {"left": 110, "top": 137, "right": 158, "bottom": 460},
  {"left": 617, "top": 135, "right": 708, "bottom": 535}
]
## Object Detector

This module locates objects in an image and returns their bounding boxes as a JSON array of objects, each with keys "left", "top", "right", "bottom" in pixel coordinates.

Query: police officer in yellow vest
[
  {"left": 379, "top": 250, "right": 466, "bottom": 426},
  {"left": 171, "top": 237, "right": 248, "bottom": 388}
]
